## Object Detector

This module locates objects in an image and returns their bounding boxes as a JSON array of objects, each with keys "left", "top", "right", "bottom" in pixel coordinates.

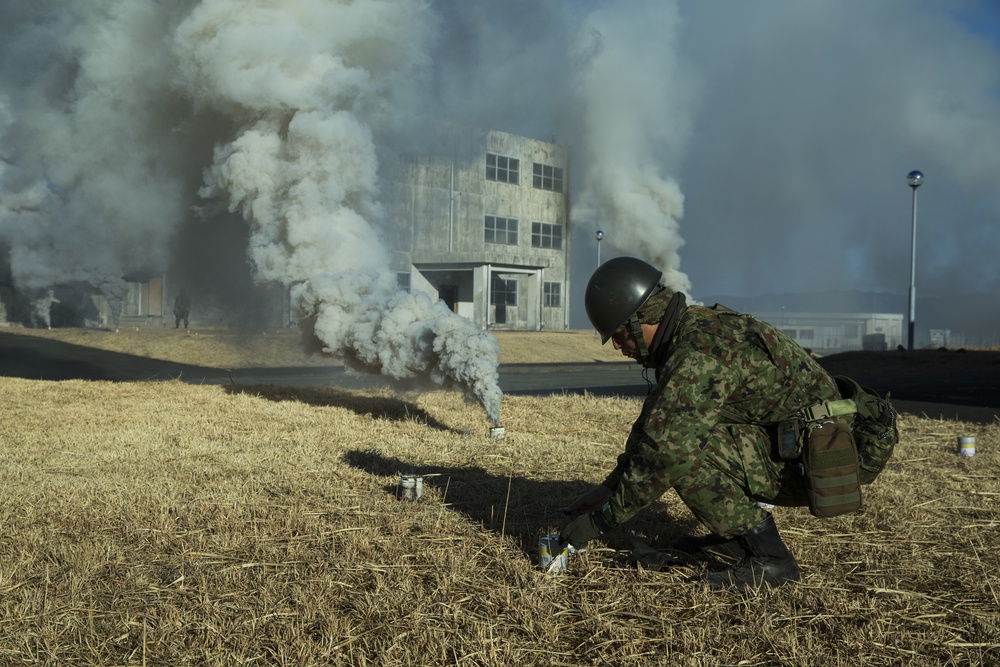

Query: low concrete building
[{"left": 755, "top": 311, "right": 904, "bottom": 353}]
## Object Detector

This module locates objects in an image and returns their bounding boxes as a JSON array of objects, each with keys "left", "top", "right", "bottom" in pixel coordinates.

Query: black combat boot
[
  {"left": 671, "top": 533, "right": 747, "bottom": 565},
  {"left": 702, "top": 515, "right": 800, "bottom": 591}
]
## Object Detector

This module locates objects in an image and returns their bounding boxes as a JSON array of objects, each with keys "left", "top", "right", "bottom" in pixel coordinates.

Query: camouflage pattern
[
  {"left": 635, "top": 286, "right": 675, "bottom": 325},
  {"left": 603, "top": 304, "right": 840, "bottom": 539}
]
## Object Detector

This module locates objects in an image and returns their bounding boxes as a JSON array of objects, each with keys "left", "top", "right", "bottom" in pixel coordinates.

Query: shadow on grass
[
  {"left": 225, "top": 385, "right": 454, "bottom": 432},
  {"left": 343, "top": 448, "right": 699, "bottom": 560}
]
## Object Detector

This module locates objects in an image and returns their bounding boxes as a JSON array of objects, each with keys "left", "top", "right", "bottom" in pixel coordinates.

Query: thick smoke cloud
[
  {"left": 171, "top": 0, "right": 503, "bottom": 420},
  {"left": 2, "top": 0, "right": 999, "bottom": 363},
  {"left": 570, "top": 1, "right": 696, "bottom": 293},
  {"left": 0, "top": 2, "right": 199, "bottom": 324}
]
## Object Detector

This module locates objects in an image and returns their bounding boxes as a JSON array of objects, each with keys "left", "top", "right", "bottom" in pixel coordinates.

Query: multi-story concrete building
[{"left": 384, "top": 129, "right": 571, "bottom": 331}]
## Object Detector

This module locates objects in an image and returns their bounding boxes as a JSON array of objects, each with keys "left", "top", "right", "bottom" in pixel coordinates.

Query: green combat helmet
[{"left": 585, "top": 257, "right": 664, "bottom": 363}]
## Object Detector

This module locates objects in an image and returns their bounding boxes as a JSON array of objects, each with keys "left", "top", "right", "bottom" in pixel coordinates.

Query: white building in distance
[{"left": 755, "top": 311, "right": 904, "bottom": 353}]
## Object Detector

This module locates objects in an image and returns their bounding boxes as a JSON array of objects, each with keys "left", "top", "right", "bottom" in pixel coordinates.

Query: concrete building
[
  {"left": 755, "top": 311, "right": 904, "bottom": 353},
  {"left": 383, "top": 129, "right": 571, "bottom": 331}
]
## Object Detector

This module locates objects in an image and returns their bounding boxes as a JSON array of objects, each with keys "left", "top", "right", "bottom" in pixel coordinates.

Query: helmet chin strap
[{"left": 626, "top": 314, "right": 649, "bottom": 365}]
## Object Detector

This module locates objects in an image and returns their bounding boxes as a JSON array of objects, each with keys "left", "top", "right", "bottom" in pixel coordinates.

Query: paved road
[{"left": 1, "top": 331, "right": 997, "bottom": 423}]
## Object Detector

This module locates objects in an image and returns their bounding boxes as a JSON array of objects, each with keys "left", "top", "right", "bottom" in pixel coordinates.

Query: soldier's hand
[
  {"left": 561, "top": 485, "right": 613, "bottom": 519},
  {"left": 560, "top": 501, "right": 616, "bottom": 551}
]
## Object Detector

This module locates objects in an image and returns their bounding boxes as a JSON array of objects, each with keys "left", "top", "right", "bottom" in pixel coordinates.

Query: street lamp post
[
  {"left": 593, "top": 230, "right": 605, "bottom": 338},
  {"left": 906, "top": 170, "right": 924, "bottom": 351}
]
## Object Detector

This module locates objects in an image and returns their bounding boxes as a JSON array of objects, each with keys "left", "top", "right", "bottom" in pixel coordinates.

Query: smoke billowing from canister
[
  {"left": 32, "top": 290, "right": 58, "bottom": 329},
  {"left": 294, "top": 271, "right": 502, "bottom": 424},
  {"left": 0, "top": 3, "right": 194, "bottom": 318},
  {"left": 171, "top": 0, "right": 504, "bottom": 419},
  {"left": 0, "top": 0, "right": 508, "bottom": 418}
]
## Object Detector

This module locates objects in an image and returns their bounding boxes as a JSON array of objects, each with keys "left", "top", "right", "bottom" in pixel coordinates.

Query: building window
[
  {"left": 491, "top": 277, "right": 518, "bottom": 306},
  {"left": 486, "top": 153, "right": 519, "bottom": 184},
  {"left": 484, "top": 215, "right": 519, "bottom": 245},
  {"left": 491, "top": 276, "right": 518, "bottom": 325},
  {"left": 396, "top": 272, "right": 411, "bottom": 292},
  {"left": 533, "top": 163, "right": 564, "bottom": 192},
  {"left": 543, "top": 282, "right": 562, "bottom": 307},
  {"left": 531, "top": 222, "right": 563, "bottom": 250},
  {"left": 799, "top": 329, "right": 814, "bottom": 340}
]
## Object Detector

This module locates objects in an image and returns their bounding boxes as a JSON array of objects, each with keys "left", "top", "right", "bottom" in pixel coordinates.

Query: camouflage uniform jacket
[{"left": 603, "top": 298, "right": 840, "bottom": 534}]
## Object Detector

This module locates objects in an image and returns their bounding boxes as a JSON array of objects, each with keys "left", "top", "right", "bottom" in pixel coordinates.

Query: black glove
[{"left": 560, "top": 501, "right": 616, "bottom": 550}]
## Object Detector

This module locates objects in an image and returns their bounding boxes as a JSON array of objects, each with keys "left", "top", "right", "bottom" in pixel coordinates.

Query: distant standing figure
[{"left": 174, "top": 288, "right": 191, "bottom": 329}]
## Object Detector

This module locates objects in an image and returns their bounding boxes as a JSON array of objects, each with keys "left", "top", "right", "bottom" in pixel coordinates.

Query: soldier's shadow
[{"left": 343, "top": 449, "right": 698, "bottom": 561}]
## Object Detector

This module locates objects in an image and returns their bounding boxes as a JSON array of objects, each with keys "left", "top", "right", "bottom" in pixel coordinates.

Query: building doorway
[{"left": 439, "top": 284, "right": 459, "bottom": 312}]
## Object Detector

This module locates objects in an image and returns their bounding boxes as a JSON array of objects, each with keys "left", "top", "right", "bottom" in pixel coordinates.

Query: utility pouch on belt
[
  {"left": 720, "top": 380, "right": 880, "bottom": 518},
  {"left": 777, "top": 419, "right": 804, "bottom": 460},
  {"left": 802, "top": 420, "right": 862, "bottom": 518}
]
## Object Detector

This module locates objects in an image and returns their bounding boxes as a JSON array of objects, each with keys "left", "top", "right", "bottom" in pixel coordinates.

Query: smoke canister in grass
[
  {"left": 400, "top": 475, "right": 423, "bottom": 500},
  {"left": 489, "top": 426, "right": 506, "bottom": 439},
  {"left": 538, "top": 534, "right": 569, "bottom": 573},
  {"left": 958, "top": 436, "right": 976, "bottom": 458}
]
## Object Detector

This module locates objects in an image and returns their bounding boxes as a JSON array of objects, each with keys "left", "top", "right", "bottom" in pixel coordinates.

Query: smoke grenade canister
[
  {"left": 399, "top": 475, "right": 424, "bottom": 501},
  {"left": 538, "top": 534, "right": 569, "bottom": 573}
]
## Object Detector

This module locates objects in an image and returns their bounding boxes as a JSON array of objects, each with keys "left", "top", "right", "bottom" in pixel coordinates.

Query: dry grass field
[
  {"left": 5, "top": 325, "right": 629, "bottom": 367},
  {"left": 0, "top": 326, "right": 998, "bottom": 665}
]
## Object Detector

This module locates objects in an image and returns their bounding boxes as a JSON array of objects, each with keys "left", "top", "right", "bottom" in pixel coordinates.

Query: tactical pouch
[{"left": 803, "top": 421, "right": 862, "bottom": 518}]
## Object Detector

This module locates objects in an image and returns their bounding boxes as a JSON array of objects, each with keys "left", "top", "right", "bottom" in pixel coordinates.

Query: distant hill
[{"left": 695, "top": 290, "right": 1000, "bottom": 348}]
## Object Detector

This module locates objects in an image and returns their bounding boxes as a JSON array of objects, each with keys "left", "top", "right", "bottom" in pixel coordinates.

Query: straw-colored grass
[
  {"left": 4, "top": 325, "right": 627, "bottom": 367},
  {"left": 0, "top": 328, "right": 997, "bottom": 665}
]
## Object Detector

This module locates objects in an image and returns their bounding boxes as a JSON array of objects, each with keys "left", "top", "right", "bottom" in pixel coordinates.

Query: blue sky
[{"left": 958, "top": 0, "right": 1000, "bottom": 49}]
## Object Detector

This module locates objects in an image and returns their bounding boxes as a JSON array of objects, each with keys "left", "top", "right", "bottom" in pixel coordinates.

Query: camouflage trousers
[{"left": 674, "top": 424, "right": 807, "bottom": 539}]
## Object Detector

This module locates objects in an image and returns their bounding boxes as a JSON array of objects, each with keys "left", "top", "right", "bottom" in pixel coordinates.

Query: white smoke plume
[
  {"left": 569, "top": 1, "right": 695, "bottom": 294},
  {"left": 0, "top": 0, "right": 512, "bottom": 420},
  {"left": 5, "top": 0, "right": 675, "bottom": 421},
  {"left": 169, "top": 0, "right": 502, "bottom": 420},
  {"left": 294, "top": 270, "right": 502, "bottom": 424},
  {"left": 0, "top": 3, "right": 195, "bottom": 305},
  {"left": 32, "top": 290, "right": 59, "bottom": 330}
]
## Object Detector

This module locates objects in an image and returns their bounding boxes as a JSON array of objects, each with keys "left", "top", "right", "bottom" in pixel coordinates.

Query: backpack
[{"left": 832, "top": 376, "right": 899, "bottom": 485}]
